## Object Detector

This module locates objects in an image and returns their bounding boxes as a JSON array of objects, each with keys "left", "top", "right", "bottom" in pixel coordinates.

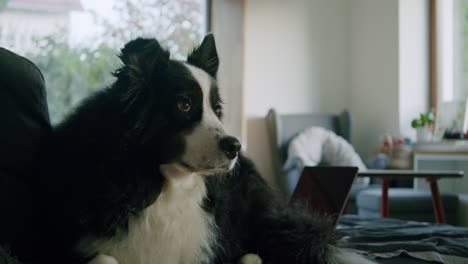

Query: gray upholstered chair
[
  {"left": 0, "top": 48, "right": 52, "bottom": 262},
  {"left": 266, "top": 108, "right": 377, "bottom": 214},
  {"left": 265, "top": 108, "right": 353, "bottom": 197}
]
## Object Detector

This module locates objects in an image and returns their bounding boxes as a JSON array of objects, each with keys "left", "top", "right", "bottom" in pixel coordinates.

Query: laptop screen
[{"left": 290, "top": 166, "right": 358, "bottom": 223}]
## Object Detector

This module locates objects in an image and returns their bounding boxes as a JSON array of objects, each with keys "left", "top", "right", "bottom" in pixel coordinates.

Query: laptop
[{"left": 290, "top": 166, "right": 358, "bottom": 224}]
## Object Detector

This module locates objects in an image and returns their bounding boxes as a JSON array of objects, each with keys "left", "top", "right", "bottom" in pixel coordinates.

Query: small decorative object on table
[
  {"left": 443, "top": 128, "right": 466, "bottom": 139},
  {"left": 375, "top": 135, "right": 412, "bottom": 170},
  {"left": 434, "top": 98, "right": 468, "bottom": 140},
  {"left": 411, "top": 109, "right": 435, "bottom": 143}
]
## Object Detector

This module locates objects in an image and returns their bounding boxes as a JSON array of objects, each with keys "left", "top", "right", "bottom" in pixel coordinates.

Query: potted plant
[{"left": 411, "top": 110, "right": 435, "bottom": 142}]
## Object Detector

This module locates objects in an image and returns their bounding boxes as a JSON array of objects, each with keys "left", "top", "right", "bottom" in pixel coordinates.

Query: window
[
  {"left": 430, "top": 0, "right": 468, "bottom": 137},
  {"left": 0, "top": 0, "right": 208, "bottom": 124},
  {"left": 434, "top": 0, "right": 468, "bottom": 103}
]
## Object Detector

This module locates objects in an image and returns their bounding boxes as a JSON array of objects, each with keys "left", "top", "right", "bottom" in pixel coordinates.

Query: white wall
[
  {"left": 243, "top": 0, "right": 350, "bottom": 118},
  {"left": 349, "top": 0, "right": 430, "bottom": 159},
  {"left": 315, "top": 0, "right": 350, "bottom": 114},
  {"left": 243, "top": 0, "right": 350, "bottom": 186},
  {"left": 211, "top": 0, "right": 245, "bottom": 140},
  {"left": 243, "top": 0, "right": 430, "bottom": 187},
  {"left": 348, "top": 0, "right": 400, "bottom": 159},
  {"left": 399, "top": 0, "right": 430, "bottom": 140},
  {"left": 243, "top": 0, "right": 319, "bottom": 118},
  {"left": 243, "top": 0, "right": 316, "bottom": 186}
]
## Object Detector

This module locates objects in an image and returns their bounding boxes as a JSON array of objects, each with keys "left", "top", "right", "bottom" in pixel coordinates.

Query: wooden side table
[{"left": 357, "top": 170, "right": 463, "bottom": 224}]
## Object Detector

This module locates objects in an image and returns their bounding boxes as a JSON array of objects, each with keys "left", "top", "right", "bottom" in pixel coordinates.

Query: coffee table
[{"left": 357, "top": 170, "right": 464, "bottom": 224}]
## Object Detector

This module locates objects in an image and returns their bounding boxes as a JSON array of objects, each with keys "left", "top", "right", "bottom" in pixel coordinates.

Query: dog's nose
[{"left": 219, "top": 136, "right": 241, "bottom": 159}]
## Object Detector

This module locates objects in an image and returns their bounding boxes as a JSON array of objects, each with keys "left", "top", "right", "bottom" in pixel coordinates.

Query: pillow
[{"left": 286, "top": 127, "right": 369, "bottom": 185}]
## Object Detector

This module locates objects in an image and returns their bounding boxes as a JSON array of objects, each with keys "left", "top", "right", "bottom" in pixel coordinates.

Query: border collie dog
[{"left": 26, "top": 34, "right": 375, "bottom": 264}]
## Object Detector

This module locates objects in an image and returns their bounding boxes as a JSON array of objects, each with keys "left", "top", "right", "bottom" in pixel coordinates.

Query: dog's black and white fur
[{"left": 16, "top": 34, "right": 375, "bottom": 264}]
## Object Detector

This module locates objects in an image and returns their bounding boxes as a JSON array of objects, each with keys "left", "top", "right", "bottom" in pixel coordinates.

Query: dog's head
[{"left": 114, "top": 34, "right": 240, "bottom": 176}]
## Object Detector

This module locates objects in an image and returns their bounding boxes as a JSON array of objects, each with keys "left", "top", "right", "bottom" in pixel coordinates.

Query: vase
[{"left": 416, "top": 127, "right": 433, "bottom": 143}]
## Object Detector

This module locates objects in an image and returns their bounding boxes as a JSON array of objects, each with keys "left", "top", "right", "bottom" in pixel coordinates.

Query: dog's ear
[
  {"left": 117, "top": 38, "right": 170, "bottom": 81},
  {"left": 115, "top": 38, "right": 169, "bottom": 113},
  {"left": 187, "top": 33, "right": 219, "bottom": 78},
  {"left": 115, "top": 38, "right": 170, "bottom": 142}
]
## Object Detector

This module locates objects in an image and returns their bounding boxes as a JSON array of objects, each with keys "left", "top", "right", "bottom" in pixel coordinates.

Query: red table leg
[
  {"left": 428, "top": 179, "right": 446, "bottom": 224},
  {"left": 342, "top": 200, "right": 349, "bottom": 215},
  {"left": 381, "top": 178, "right": 390, "bottom": 218}
]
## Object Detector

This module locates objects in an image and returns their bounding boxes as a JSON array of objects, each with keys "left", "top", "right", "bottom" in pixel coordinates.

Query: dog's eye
[
  {"left": 214, "top": 104, "right": 222, "bottom": 115},
  {"left": 177, "top": 99, "right": 191, "bottom": 112}
]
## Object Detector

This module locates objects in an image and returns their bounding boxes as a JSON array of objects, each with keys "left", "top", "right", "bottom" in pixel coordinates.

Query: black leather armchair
[{"left": 0, "top": 48, "right": 52, "bottom": 263}]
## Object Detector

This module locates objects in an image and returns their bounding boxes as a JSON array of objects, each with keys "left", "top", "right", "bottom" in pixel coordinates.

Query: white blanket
[{"left": 286, "top": 127, "right": 369, "bottom": 185}]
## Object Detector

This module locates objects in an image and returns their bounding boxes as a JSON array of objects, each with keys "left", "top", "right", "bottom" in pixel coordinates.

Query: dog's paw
[
  {"left": 238, "top": 253, "right": 262, "bottom": 264},
  {"left": 88, "top": 254, "right": 119, "bottom": 264}
]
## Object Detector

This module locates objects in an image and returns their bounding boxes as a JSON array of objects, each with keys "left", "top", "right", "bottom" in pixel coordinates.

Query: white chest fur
[{"left": 83, "top": 169, "right": 216, "bottom": 264}]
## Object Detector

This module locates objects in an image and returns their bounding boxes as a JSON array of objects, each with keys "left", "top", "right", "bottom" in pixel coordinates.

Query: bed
[{"left": 338, "top": 215, "right": 468, "bottom": 264}]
